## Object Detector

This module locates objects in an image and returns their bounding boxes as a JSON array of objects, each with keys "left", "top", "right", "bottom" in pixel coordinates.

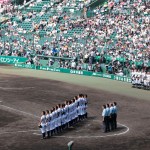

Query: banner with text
[
  {"left": 14, "top": 64, "right": 131, "bottom": 83},
  {"left": 0, "top": 56, "right": 27, "bottom": 64}
]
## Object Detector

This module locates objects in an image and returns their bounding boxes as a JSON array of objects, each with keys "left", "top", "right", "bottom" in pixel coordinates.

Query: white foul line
[
  {"left": 0, "top": 104, "right": 40, "bottom": 119},
  {"left": 0, "top": 87, "right": 35, "bottom": 90},
  {"left": 0, "top": 80, "right": 9, "bottom": 83},
  {"left": 0, "top": 130, "right": 39, "bottom": 135}
]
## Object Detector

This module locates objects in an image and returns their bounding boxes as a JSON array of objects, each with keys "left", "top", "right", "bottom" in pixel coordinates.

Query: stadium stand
[
  {"left": 0, "top": 0, "right": 149, "bottom": 78},
  {"left": 0, "top": 0, "right": 9, "bottom": 4}
]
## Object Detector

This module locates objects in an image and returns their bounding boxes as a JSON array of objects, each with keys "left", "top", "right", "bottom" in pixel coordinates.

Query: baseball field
[{"left": 0, "top": 64, "right": 150, "bottom": 150}]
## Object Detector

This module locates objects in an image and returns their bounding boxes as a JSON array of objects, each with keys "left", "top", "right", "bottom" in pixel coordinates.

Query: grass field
[
  {"left": 1, "top": 65, "right": 150, "bottom": 101},
  {"left": 0, "top": 65, "right": 150, "bottom": 150}
]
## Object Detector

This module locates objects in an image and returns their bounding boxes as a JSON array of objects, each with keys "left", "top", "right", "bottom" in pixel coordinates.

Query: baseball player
[
  {"left": 77, "top": 94, "right": 82, "bottom": 121},
  {"left": 57, "top": 104, "right": 62, "bottom": 133},
  {"left": 72, "top": 99, "right": 76, "bottom": 125},
  {"left": 84, "top": 94, "right": 88, "bottom": 118},
  {"left": 46, "top": 110, "right": 51, "bottom": 138},
  {"left": 39, "top": 111, "right": 47, "bottom": 139},
  {"left": 50, "top": 108, "right": 55, "bottom": 136},
  {"left": 74, "top": 96, "right": 79, "bottom": 123},
  {"left": 38, "top": 93, "right": 89, "bottom": 138},
  {"left": 54, "top": 105, "right": 59, "bottom": 134},
  {"left": 61, "top": 104, "right": 66, "bottom": 130}
]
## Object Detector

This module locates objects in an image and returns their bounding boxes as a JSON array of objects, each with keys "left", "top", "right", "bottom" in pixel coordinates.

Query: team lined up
[
  {"left": 102, "top": 102, "right": 118, "bottom": 133},
  {"left": 131, "top": 72, "right": 150, "bottom": 90},
  {"left": 39, "top": 94, "right": 88, "bottom": 139}
]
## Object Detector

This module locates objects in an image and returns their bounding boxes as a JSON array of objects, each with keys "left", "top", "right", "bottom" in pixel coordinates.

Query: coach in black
[
  {"left": 109, "top": 103, "right": 114, "bottom": 130},
  {"left": 106, "top": 104, "right": 110, "bottom": 132}
]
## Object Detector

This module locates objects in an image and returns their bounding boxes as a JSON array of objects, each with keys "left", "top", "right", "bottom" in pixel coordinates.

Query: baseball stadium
[{"left": 0, "top": 0, "right": 150, "bottom": 150}]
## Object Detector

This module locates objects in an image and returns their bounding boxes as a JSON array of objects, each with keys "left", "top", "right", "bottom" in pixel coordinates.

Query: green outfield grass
[{"left": 0, "top": 66, "right": 150, "bottom": 101}]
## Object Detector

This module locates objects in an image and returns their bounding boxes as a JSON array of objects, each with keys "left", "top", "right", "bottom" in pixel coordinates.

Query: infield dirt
[{"left": 0, "top": 67, "right": 150, "bottom": 150}]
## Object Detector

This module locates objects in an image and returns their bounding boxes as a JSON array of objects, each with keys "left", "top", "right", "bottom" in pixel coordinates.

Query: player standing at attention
[
  {"left": 64, "top": 101, "right": 69, "bottom": 128},
  {"left": 39, "top": 111, "right": 46, "bottom": 139},
  {"left": 46, "top": 110, "right": 51, "bottom": 138},
  {"left": 74, "top": 96, "right": 78, "bottom": 123},
  {"left": 68, "top": 100, "right": 72, "bottom": 127},
  {"left": 113, "top": 102, "right": 118, "bottom": 129},
  {"left": 50, "top": 109, "right": 55, "bottom": 136},
  {"left": 61, "top": 104, "right": 65, "bottom": 130},
  {"left": 57, "top": 104, "right": 62, "bottom": 133},
  {"left": 72, "top": 99, "right": 76, "bottom": 125},
  {"left": 81, "top": 94, "right": 85, "bottom": 120},
  {"left": 55, "top": 105, "right": 59, "bottom": 134},
  {"left": 78, "top": 94, "right": 82, "bottom": 121},
  {"left": 84, "top": 94, "right": 88, "bottom": 118}
]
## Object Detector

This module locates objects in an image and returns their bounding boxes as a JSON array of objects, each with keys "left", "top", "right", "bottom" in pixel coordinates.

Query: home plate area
[{"left": 33, "top": 117, "right": 128, "bottom": 139}]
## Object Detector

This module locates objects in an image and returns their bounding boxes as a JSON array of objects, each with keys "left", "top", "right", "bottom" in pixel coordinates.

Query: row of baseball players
[{"left": 39, "top": 94, "right": 88, "bottom": 139}]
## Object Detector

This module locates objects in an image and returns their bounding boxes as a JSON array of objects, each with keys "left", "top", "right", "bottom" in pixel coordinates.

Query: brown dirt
[{"left": 0, "top": 73, "right": 150, "bottom": 150}]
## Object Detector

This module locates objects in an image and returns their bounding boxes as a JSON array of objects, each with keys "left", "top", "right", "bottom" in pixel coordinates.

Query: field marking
[
  {"left": 115, "top": 123, "right": 129, "bottom": 136},
  {"left": 0, "top": 80, "right": 9, "bottom": 83},
  {"left": 0, "top": 104, "right": 129, "bottom": 138},
  {"left": 33, "top": 122, "right": 129, "bottom": 138},
  {"left": 0, "top": 104, "right": 40, "bottom": 119},
  {"left": 33, "top": 133, "right": 41, "bottom": 135},
  {"left": 0, "top": 87, "right": 35, "bottom": 90},
  {"left": 0, "top": 130, "right": 39, "bottom": 135}
]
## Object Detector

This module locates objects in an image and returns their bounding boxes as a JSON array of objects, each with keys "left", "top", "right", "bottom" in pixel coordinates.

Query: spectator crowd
[{"left": 0, "top": 0, "right": 149, "bottom": 77}]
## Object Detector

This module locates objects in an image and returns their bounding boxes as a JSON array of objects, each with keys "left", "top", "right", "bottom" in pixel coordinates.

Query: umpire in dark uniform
[
  {"left": 113, "top": 102, "right": 118, "bottom": 129},
  {"left": 110, "top": 103, "right": 115, "bottom": 130},
  {"left": 106, "top": 104, "right": 110, "bottom": 132}
]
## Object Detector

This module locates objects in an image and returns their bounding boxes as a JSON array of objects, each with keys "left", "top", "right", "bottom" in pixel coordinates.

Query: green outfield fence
[
  {"left": 0, "top": 56, "right": 131, "bottom": 83},
  {"left": 14, "top": 63, "right": 131, "bottom": 83}
]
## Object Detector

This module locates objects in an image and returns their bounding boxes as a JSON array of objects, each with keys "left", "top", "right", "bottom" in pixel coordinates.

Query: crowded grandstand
[{"left": 0, "top": 0, "right": 150, "bottom": 89}]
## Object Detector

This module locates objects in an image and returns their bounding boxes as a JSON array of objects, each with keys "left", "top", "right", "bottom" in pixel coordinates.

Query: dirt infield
[{"left": 0, "top": 67, "right": 150, "bottom": 150}]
